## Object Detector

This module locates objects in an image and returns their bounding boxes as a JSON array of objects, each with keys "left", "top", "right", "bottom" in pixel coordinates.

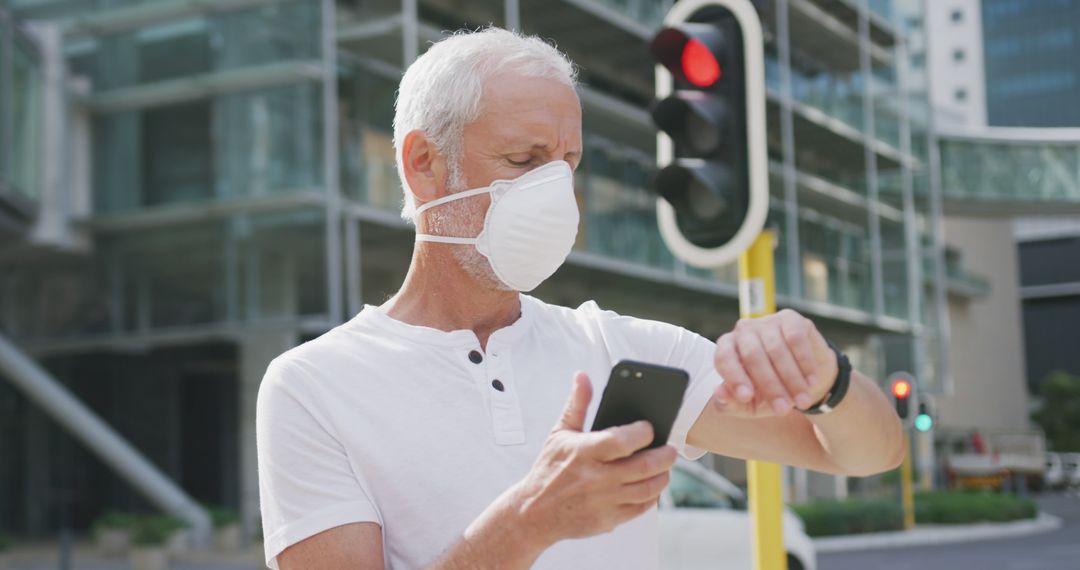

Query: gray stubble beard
[{"left": 429, "top": 165, "right": 514, "bottom": 292}]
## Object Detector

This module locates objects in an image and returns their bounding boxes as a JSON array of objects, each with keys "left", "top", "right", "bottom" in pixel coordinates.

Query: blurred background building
[{"left": 0, "top": 0, "right": 1073, "bottom": 546}]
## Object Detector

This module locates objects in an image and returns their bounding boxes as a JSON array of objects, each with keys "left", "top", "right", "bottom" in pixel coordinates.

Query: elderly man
[{"left": 256, "top": 27, "right": 903, "bottom": 570}]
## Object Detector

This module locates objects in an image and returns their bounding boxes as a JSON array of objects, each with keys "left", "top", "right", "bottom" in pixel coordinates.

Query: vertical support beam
[
  {"left": 320, "top": 0, "right": 343, "bottom": 325},
  {"left": 107, "top": 247, "right": 125, "bottom": 334},
  {"left": 225, "top": 217, "right": 241, "bottom": 323},
  {"left": 135, "top": 274, "right": 150, "bottom": 332},
  {"left": 894, "top": 31, "right": 926, "bottom": 388},
  {"left": 402, "top": 0, "right": 419, "bottom": 65},
  {"left": 504, "top": 0, "right": 521, "bottom": 31},
  {"left": 345, "top": 217, "right": 362, "bottom": 317},
  {"left": 858, "top": 1, "right": 885, "bottom": 317},
  {"left": 776, "top": 0, "right": 802, "bottom": 300},
  {"left": 921, "top": 23, "right": 953, "bottom": 395},
  {"left": 0, "top": 11, "right": 12, "bottom": 183}
]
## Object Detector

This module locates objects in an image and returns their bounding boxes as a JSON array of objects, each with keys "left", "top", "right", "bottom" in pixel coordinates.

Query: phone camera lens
[{"left": 619, "top": 369, "right": 630, "bottom": 378}]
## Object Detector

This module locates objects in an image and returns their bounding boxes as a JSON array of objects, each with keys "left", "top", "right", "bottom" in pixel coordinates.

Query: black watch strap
[{"left": 803, "top": 339, "right": 852, "bottom": 415}]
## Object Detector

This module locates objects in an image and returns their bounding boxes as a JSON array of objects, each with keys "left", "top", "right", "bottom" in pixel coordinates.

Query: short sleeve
[
  {"left": 579, "top": 301, "right": 724, "bottom": 461},
  {"left": 256, "top": 358, "right": 382, "bottom": 569}
]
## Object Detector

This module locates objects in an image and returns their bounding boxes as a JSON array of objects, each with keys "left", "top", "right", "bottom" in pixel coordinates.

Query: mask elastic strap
[
  {"left": 415, "top": 235, "right": 477, "bottom": 244},
  {"left": 413, "top": 186, "right": 494, "bottom": 216}
]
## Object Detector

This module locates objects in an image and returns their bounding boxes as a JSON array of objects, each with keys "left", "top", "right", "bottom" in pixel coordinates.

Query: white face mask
[{"left": 414, "top": 160, "right": 580, "bottom": 292}]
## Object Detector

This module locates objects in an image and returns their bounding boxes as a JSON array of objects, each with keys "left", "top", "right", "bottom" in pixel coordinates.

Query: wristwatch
[{"left": 803, "top": 339, "right": 852, "bottom": 415}]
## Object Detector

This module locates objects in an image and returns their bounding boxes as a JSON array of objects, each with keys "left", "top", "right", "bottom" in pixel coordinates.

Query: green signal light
[{"left": 915, "top": 414, "right": 933, "bottom": 432}]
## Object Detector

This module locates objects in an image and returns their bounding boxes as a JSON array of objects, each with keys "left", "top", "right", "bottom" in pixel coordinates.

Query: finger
[
  {"left": 736, "top": 331, "right": 793, "bottom": 415},
  {"left": 556, "top": 372, "right": 592, "bottom": 432},
  {"left": 609, "top": 444, "right": 677, "bottom": 483},
  {"left": 618, "top": 470, "right": 671, "bottom": 505},
  {"left": 760, "top": 326, "right": 814, "bottom": 410},
  {"left": 712, "top": 383, "right": 734, "bottom": 406},
  {"left": 780, "top": 311, "right": 819, "bottom": 387},
  {"left": 588, "top": 420, "right": 655, "bottom": 461},
  {"left": 714, "top": 334, "right": 755, "bottom": 403}
]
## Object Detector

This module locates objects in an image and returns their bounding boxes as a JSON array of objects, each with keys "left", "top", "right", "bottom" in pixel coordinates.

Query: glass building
[
  {"left": 0, "top": 0, "right": 953, "bottom": 541},
  {"left": 982, "top": 0, "right": 1080, "bottom": 127}
]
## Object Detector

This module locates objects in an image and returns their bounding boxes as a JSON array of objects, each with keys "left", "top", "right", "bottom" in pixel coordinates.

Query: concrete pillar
[{"left": 238, "top": 330, "right": 297, "bottom": 544}]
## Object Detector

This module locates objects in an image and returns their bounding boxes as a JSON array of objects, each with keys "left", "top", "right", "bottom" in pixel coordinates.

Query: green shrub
[
  {"left": 208, "top": 507, "right": 240, "bottom": 529},
  {"left": 92, "top": 511, "right": 137, "bottom": 536},
  {"left": 0, "top": 530, "right": 12, "bottom": 552},
  {"left": 131, "top": 516, "right": 185, "bottom": 547},
  {"left": 791, "top": 498, "right": 904, "bottom": 537},
  {"left": 792, "top": 491, "right": 1038, "bottom": 537},
  {"left": 915, "top": 491, "right": 1037, "bottom": 525}
]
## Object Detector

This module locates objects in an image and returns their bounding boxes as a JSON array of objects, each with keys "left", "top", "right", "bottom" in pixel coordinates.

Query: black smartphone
[{"left": 590, "top": 360, "right": 690, "bottom": 449}]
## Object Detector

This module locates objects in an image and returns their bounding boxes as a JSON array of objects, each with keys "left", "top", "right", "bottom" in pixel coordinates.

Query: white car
[
  {"left": 1062, "top": 453, "right": 1080, "bottom": 488},
  {"left": 659, "top": 460, "right": 817, "bottom": 570},
  {"left": 1045, "top": 452, "right": 1066, "bottom": 489}
]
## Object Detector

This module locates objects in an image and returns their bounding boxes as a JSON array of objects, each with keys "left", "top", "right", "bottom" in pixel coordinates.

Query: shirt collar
[{"left": 353, "top": 293, "right": 537, "bottom": 348}]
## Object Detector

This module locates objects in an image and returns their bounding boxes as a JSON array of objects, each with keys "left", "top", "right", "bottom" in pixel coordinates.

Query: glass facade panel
[
  {"left": 872, "top": 66, "right": 902, "bottom": 150},
  {"left": 93, "top": 83, "right": 323, "bottom": 213},
  {"left": 67, "top": 1, "right": 318, "bottom": 91},
  {"left": 339, "top": 65, "right": 400, "bottom": 211},
  {"left": 1, "top": 16, "right": 42, "bottom": 204},
  {"left": 881, "top": 219, "right": 910, "bottom": 319},
  {"left": 790, "top": 66, "right": 864, "bottom": 134},
  {"left": 940, "top": 138, "right": 1080, "bottom": 204},
  {"left": 800, "top": 213, "right": 872, "bottom": 312},
  {"left": 580, "top": 140, "right": 675, "bottom": 271},
  {"left": 0, "top": 208, "right": 328, "bottom": 339}
]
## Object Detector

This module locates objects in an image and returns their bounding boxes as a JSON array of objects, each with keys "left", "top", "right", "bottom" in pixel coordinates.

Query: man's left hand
[{"left": 712, "top": 309, "right": 838, "bottom": 418}]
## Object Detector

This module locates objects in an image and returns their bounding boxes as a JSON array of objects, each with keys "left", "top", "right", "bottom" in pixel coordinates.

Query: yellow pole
[
  {"left": 901, "top": 432, "right": 915, "bottom": 530},
  {"left": 739, "top": 230, "right": 787, "bottom": 570}
]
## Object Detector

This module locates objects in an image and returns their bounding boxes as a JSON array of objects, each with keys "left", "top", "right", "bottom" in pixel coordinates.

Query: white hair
[{"left": 392, "top": 27, "right": 578, "bottom": 222}]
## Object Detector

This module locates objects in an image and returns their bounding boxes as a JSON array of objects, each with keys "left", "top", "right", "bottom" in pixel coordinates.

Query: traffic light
[
  {"left": 650, "top": 0, "right": 768, "bottom": 268},
  {"left": 915, "top": 402, "right": 934, "bottom": 432},
  {"left": 891, "top": 377, "right": 912, "bottom": 420}
]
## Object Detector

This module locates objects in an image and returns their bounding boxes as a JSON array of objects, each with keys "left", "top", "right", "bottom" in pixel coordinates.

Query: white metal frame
[{"left": 654, "top": 0, "right": 769, "bottom": 268}]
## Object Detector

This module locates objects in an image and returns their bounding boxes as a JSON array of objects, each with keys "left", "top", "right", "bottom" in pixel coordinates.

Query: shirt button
[
  {"left": 491, "top": 379, "right": 505, "bottom": 392},
  {"left": 468, "top": 350, "right": 483, "bottom": 364}
]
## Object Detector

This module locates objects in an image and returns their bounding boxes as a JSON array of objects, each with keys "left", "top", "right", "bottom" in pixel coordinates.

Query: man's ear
[{"left": 402, "top": 130, "right": 450, "bottom": 204}]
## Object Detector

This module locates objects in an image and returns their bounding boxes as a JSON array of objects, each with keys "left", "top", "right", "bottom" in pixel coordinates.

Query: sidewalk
[
  {"left": 813, "top": 511, "right": 1064, "bottom": 553},
  {"left": 1, "top": 540, "right": 266, "bottom": 570}
]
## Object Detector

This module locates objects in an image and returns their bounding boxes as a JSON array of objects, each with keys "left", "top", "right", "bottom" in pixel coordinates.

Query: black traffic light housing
[{"left": 650, "top": 0, "right": 768, "bottom": 268}]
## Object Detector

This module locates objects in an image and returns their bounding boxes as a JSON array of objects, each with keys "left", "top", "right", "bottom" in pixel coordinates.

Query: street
[{"left": 819, "top": 492, "right": 1080, "bottom": 570}]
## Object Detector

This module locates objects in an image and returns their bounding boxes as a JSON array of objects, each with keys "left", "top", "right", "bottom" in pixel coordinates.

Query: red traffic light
[
  {"left": 682, "top": 38, "right": 722, "bottom": 87},
  {"left": 892, "top": 378, "right": 912, "bottom": 399},
  {"left": 651, "top": 23, "right": 727, "bottom": 89}
]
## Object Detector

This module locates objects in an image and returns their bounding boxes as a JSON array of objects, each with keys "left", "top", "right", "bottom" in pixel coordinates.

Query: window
[
  {"left": 953, "top": 48, "right": 966, "bottom": 62},
  {"left": 955, "top": 87, "right": 968, "bottom": 101},
  {"left": 669, "top": 468, "right": 738, "bottom": 510},
  {"left": 911, "top": 53, "right": 926, "bottom": 68},
  {"left": 950, "top": 8, "right": 963, "bottom": 23}
]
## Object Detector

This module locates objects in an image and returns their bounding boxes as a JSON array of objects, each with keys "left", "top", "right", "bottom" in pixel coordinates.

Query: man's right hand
[{"left": 508, "top": 371, "right": 678, "bottom": 546}]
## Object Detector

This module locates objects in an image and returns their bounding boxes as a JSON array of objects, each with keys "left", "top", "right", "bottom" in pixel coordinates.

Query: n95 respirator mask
[{"left": 414, "top": 160, "right": 580, "bottom": 292}]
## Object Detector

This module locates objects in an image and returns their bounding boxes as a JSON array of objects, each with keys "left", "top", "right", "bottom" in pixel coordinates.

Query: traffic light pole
[
  {"left": 901, "top": 430, "right": 916, "bottom": 530},
  {"left": 739, "top": 230, "right": 787, "bottom": 570}
]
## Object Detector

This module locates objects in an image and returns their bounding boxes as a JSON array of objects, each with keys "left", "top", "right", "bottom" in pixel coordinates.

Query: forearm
[
  {"left": 808, "top": 370, "right": 905, "bottom": 476},
  {"left": 427, "top": 485, "right": 551, "bottom": 570}
]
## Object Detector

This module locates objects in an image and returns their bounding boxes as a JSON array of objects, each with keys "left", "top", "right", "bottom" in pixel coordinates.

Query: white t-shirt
[{"left": 257, "top": 294, "right": 725, "bottom": 569}]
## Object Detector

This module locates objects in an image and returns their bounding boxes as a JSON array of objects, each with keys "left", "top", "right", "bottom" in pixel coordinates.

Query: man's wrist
[{"left": 460, "top": 483, "right": 552, "bottom": 567}]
